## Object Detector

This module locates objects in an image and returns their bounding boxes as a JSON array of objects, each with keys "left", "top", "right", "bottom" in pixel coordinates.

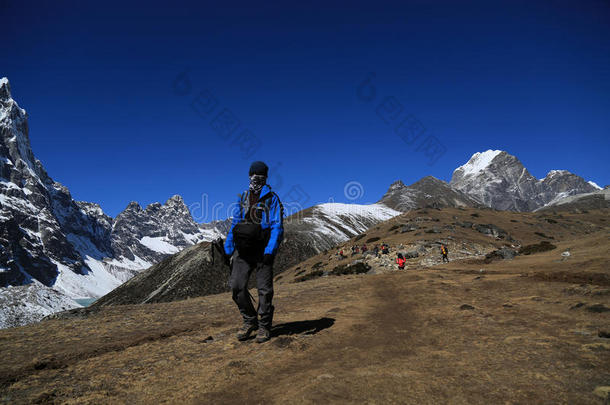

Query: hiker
[
  {"left": 440, "top": 244, "right": 449, "bottom": 262},
  {"left": 373, "top": 245, "right": 379, "bottom": 257},
  {"left": 396, "top": 253, "right": 406, "bottom": 270},
  {"left": 351, "top": 245, "right": 356, "bottom": 256},
  {"left": 382, "top": 243, "right": 389, "bottom": 255},
  {"left": 224, "top": 161, "right": 284, "bottom": 343},
  {"left": 361, "top": 244, "right": 368, "bottom": 254}
]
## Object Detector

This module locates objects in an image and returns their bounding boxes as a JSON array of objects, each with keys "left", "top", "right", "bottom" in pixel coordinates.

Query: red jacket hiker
[{"left": 396, "top": 255, "right": 406, "bottom": 269}]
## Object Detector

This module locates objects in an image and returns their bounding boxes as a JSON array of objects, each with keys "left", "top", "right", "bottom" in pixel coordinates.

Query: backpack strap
[
  {"left": 261, "top": 192, "right": 284, "bottom": 222},
  {"left": 240, "top": 190, "right": 284, "bottom": 223}
]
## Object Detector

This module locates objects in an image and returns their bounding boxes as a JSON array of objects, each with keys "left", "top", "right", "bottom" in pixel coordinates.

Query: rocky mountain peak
[
  {"left": 0, "top": 77, "right": 11, "bottom": 101},
  {"left": 124, "top": 201, "right": 143, "bottom": 212},
  {"left": 450, "top": 150, "right": 599, "bottom": 211},
  {"left": 387, "top": 180, "right": 406, "bottom": 191},
  {"left": 0, "top": 79, "right": 41, "bottom": 182},
  {"left": 379, "top": 175, "right": 479, "bottom": 212},
  {"left": 160, "top": 195, "right": 192, "bottom": 219},
  {"left": 166, "top": 194, "right": 184, "bottom": 204},
  {"left": 544, "top": 169, "right": 569, "bottom": 178},
  {"left": 411, "top": 176, "right": 445, "bottom": 187},
  {"left": 145, "top": 202, "right": 162, "bottom": 212}
]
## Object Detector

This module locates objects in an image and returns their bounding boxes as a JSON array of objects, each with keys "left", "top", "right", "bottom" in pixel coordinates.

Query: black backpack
[{"left": 232, "top": 191, "right": 281, "bottom": 258}]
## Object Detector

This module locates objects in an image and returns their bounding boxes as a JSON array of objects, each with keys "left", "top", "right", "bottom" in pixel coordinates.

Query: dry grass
[{"left": 0, "top": 208, "right": 608, "bottom": 404}]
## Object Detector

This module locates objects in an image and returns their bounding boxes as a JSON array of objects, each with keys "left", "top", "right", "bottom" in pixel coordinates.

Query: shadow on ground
[{"left": 272, "top": 317, "right": 335, "bottom": 337}]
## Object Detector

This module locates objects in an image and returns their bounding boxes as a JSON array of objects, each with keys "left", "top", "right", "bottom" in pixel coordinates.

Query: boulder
[
  {"left": 483, "top": 247, "right": 517, "bottom": 263},
  {"left": 404, "top": 250, "right": 419, "bottom": 259},
  {"left": 400, "top": 224, "right": 418, "bottom": 233}
]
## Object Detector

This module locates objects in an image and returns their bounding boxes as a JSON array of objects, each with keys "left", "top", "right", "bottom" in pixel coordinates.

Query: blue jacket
[{"left": 224, "top": 184, "right": 284, "bottom": 256}]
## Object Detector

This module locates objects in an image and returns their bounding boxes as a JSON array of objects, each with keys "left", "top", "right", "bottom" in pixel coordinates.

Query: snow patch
[
  {"left": 140, "top": 236, "right": 181, "bottom": 254},
  {"left": 456, "top": 150, "right": 503, "bottom": 177},
  {"left": 301, "top": 203, "right": 401, "bottom": 241},
  {"left": 588, "top": 181, "right": 602, "bottom": 190},
  {"left": 542, "top": 170, "right": 571, "bottom": 180},
  {"left": 52, "top": 259, "right": 122, "bottom": 299}
]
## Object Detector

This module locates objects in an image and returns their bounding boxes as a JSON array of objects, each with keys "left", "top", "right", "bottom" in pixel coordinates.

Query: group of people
[
  {"left": 338, "top": 243, "right": 369, "bottom": 259},
  {"left": 337, "top": 242, "right": 396, "bottom": 260},
  {"left": 369, "top": 243, "right": 390, "bottom": 257}
]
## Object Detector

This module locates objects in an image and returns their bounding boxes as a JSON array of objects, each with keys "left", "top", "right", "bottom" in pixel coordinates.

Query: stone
[
  {"left": 586, "top": 304, "right": 610, "bottom": 313},
  {"left": 484, "top": 247, "right": 517, "bottom": 263},
  {"left": 404, "top": 250, "right": 419, "bottom": 259},
  {"left": 400, "top": 224, "right": 418, "bottom": 233},
  {"left": 593, "top": 386, "right": 610, "bottom": 401}
]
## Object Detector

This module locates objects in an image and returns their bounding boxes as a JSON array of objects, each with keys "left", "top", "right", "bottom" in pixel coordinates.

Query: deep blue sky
[{"left": 3, "top": 0, "right": 609, "bottom": 220}]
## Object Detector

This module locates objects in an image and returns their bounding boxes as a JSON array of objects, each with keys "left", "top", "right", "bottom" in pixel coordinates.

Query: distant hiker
[
  {"left": 351, "top": 245, "right": 356, "bottom": 256},
  {"left": 373, "top": 245, "right": 379, "bottom": 257},
  {"left": 361, "top": 244, "right": 368, "bottom": 254},
  {"left": 440, "top": 244, "right": 449, "bottom": 262},
  {"left": 382, "top": 244, "right": 389, "bottom": 255},
  {"left": 396, "top": 253, "right": 406, "bottom": 270},
  {"left": 224, "top": 161, "right": 284, "bottom": 343}
]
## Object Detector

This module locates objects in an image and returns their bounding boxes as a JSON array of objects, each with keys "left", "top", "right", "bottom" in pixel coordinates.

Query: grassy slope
[{"left": 0, "top": 208, "right": 608, "bottom": 404}]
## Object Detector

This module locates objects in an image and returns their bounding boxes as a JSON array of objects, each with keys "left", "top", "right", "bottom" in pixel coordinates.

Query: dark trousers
[
  {"left": 442, "top": 254, "right": 449, "bottom": 262},
  {"left": 229, "top": 251, "right": 274, "bottom": 328}
]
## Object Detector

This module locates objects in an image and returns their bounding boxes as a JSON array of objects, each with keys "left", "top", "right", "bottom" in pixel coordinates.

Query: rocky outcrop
[
  {"left": 378, "top": 176, "right": 480, "bottom": 212},
  {"left": 0, "top": 77, "right": 111, "bottom": 290},
  {"left": 536, "top": 188, "right": 610, "bottom": 212}
]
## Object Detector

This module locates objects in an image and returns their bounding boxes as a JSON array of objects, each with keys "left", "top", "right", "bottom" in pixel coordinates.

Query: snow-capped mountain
[
  {"left": 272, "top": 202, "right": 402, "bottom": 272},
  {"left": 0, "top": 78, "right": 224, "bottom": 328},
  {"left": 378, "top": 176, "right": 481, "bottom": 211},
  {"left": 450, "top": 150, "right": 599, "bottom": 211},
  {"left": 108, "top": 196, "right": 223, "bottom": 277},
  {"left": 287, "top": 202, "right": 400, "bottom": 250}
]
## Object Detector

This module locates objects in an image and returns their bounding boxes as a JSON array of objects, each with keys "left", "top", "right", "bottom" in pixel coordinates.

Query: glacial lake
[{"left": 74, "top": 298, "right": 97, "bottom": 307}]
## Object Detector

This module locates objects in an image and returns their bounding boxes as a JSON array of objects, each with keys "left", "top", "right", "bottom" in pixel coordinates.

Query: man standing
[
  {"left": 224, "top": 161, "right": 284, "bottom": 343},
  {"left": 440, "top": 244, "right": 449, "bottom": 262}
]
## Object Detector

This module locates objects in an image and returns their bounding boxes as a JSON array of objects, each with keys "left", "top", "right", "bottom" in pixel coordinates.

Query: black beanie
[{"left": 249, "top": 161, "right": 269, "bottom": 176}]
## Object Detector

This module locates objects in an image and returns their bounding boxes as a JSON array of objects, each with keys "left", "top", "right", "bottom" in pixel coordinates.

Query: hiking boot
[
  {"left": 236, "top": 322, "right": 258, "bottom": 341},
  {"left": 255, "top": 326, "right": 271, "bottom": 343}
]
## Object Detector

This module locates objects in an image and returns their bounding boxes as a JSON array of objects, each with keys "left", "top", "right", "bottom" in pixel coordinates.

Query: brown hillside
[
  {"left": 279, "top": 207, "right": 608, "bottom": 284},
  {"left": 0, "top": 208, "right": 608, "bottom": 404}
]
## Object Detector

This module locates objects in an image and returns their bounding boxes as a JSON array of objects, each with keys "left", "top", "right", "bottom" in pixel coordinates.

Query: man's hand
[{"left": 263, "top": 254, "right": 274, "bottom": 266}]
